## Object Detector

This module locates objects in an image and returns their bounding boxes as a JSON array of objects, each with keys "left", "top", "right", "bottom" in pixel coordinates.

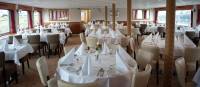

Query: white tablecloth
[
  {"left": 0, "top": 44, "right": 33, "bottom": 65},
  {"left": 57, "top": 46, "right": 137, "bottom": 87},
  {"left": 20, "top": 32, "right": 66, "bottom": 45},
  {"left": 193, "top": 68, "right": 200, "bottom": 86},
  {"left": 141, "top": 34, "right": 196, "bottom": 57}
]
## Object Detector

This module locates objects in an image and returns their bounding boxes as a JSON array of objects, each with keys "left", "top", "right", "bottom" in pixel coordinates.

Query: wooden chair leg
[
  {"left": 27, "top": 59, "right": 30, "bottom": 68},
  {"left": 21, "top": 62, "right": 25, "bottom": 75},
  {"left": 156, "top": 61, "right": 159, "bottom": 85},
  {"left": 48, "top": 45, "right": 50, "bottom": 58},
  {"left": 14, "top": 71, "right": 18, "bottom": 84}
]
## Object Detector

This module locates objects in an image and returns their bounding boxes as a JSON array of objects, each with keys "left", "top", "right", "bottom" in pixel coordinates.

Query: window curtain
[
  {"left": 28, "top": 11, "right": 33, "bottom": 28},
  {"left": 191, "top": 10, "right": 193, "bottom": 27},
  {"left": 135, "top": 10, "right": 137, "bottom": 19},
  {"left": 154, "top": 10, "right": 158, "bottom": 24},
  {"left": 197, "top": 9, "right": 200, "bottom": 25},
  {"left": 143, "top": 10, "right": 147, "bottom": 19},
  {"left": 10, "top": 10, "right": 16, "bottom": 33},
  {"left": 39, "top": 11, "right": 43, "bottom": 26}
]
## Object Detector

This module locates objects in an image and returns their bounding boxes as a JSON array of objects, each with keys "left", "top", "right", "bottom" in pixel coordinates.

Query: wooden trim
[
  {"left": 155, "top": 5, "right": 193, "bottom": 11},
  {"left": 127, "top": 0, "right": 132, "bottom": 36},
  {"left": 112, "top": 3, "right": 116, "bottom": 31},
  {"left": 164, "top": 0, "right": 175, "bottom": 86},
  {"left": 0, "top": 2, "right": 16, "bottom": 10},
  {"left": 69, "top": 22, "right": 83, "bottom": 34},
  {"left": 34, "top": 7, "right": 43, "bottom": 12},
  {"left": 18, "top": 5, "right": 32, "bottom": 11}
]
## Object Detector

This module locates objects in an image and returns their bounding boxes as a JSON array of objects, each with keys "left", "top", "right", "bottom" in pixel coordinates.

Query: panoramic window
[
  {"left": 136, "top": 10, "right": 143, "bottom": 19},
  {"left": 19, "top": 11, "right": 28, "bottom": 29},
  {"left": 34, "top": 11, "right": 40, "bottom": 26},
  {"left": 157, "top": 11, "right": 166, "bottom": 24},
  {"left": 146, "top": 10, "right": 150, "bottom": 19},
  {"left": 0, "top": 9, "right": 10, "bottom": 34},
  {"left": 157, "top": 10, "right": 191, "bottom": 26}
]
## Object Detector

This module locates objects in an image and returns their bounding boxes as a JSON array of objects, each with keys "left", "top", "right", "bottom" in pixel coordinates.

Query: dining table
[
  {"left": 18, "top": 32, "right": 66, "bottom": 45},
  {"left": 141, "top": 33, "right": 196, "bottom": 58},
  {"left": 0, "top": 38, "right": 34, "bottom": 65},
  {"left": 56, "top": 45, "right": 137, "bottom": 87}
]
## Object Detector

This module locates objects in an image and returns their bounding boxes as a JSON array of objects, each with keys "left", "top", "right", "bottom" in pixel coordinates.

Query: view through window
[
  {"left": 34, "top": 11, "right": 40, "bottom": 26},
  {"left": 19, "top": 11, "right": 28, "bottom": 29},
  {"left": 136, "top": 10, "right": 143, "bottom": 19},
  {"left": 0, "top": 9, "right": 10, "bottom": 34},
  {"left": 157, "top": 10, "right": 191, "bottom": 26}
]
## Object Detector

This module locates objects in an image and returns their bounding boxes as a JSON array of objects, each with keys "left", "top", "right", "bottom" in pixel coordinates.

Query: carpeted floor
[{"left": 7, "top": 34, "right": 195, "bottom": 87}]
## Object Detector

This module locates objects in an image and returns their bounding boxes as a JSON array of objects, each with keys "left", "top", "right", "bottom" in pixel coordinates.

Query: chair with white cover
[
  {"left": 140, "top": 46, "right": 163, "bottom": 84},
  {"left": 80, "top": 33, "right": 86, "bottom": 44},
  {"left": 184, "top": 48, "right": 200, "bottom": 73},
  {"left": 134, "top": 64, "right": 152, "bottom": 87},
  {"left": 36, "top": 56, "right": 51, "bottom": 87},
  {"left": 120, "top": 37, "right": 129, "bottom": 50},
  {"left": 175, "top": 57, "right": 195, "bottom": 87},
  {"left": 47, "top": 34, "right": 61, "bottom": 58},
  {"left": 129, "top": 38, "right": 136, "bottom": 58},
  {"left": 47, "top": 77, "right": 58, "bottom": 87},
  {"left": 86, "top": 37, "right": 98, "bottom": 49},
  {"left": 57, "top": 79, "right": 99, "bottom": 87},
  {"left": 136, "top": 49, "right": 153, "bottom": 70}
]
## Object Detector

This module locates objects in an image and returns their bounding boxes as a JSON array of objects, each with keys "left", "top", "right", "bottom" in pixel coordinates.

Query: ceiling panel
[{"left": 0, "top": 0, "right": 200, "bottom": 9}]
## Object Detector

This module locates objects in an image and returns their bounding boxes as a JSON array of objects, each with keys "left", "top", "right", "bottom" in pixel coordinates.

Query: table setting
[
  {"left": 141, "top": 32, "right": 196, "bottom": 57},
  {"left": 56, "top": 42, "right": 137, "bottom": 87},
  {"left": 0, "top": 36, "right": 34, "bottom": 65}
]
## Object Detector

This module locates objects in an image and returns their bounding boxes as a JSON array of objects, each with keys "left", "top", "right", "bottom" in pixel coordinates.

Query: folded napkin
[
  {"left": 117, "top": 45, "right": 136, "bottom": 66},
  {"left": 101, "top": 42, "right": 111, "bottom": 54},
  {"left": 115, "top": 50, "right": 129, "bottom": 73},
  {"left": 75, "top": 43, "right": 87, "bottom": 56},
  {"left": 59, "top": 48, "right": 76, "bottom": 64},
  {"left": 80, "top": 56, "right": 91, "bottom": 76},
  {"left": 193, "top": 68, "right": 200, "bottom": 85},
  {"left": 90, "top": 24, "right": 95, "bottom": 30},
  {"left": 88, "top": 30, "right": 96, "bottom": 37},
  {"left": 13, "top": 37, "right": 20, "bottom": 46},
  {"left": 2, "top": 39, "right": 9, "bottom": 51}
]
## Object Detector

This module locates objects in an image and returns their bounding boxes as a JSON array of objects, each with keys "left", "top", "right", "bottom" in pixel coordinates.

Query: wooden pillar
[
  {"left": 112, "top": 3, "right": 116, "bottom": 31},
  {"left": 105, "top": 6, "right": 108, "bottom": 26},
  {"left": 127, "top": 0, "right": 132, "bottom": 36},
  {"left": 164, "top": 0, "right": 175, "bottom": 87}
]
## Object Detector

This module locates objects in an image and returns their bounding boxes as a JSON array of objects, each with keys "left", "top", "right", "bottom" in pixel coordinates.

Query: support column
[
  {"left": 164, "top": 0, "right": 175, "bottom": 87},
  {"left": 112, "top": 3, "right": 116, "bottom": 31},
  {"left": 105, "top": 6, "right": 108, "bottom": 26},
  {"left": 127, "top": 0, "right": 132, "bottom": 36}
]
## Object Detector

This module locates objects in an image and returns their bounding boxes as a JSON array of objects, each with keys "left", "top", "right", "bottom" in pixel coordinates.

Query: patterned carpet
[{"left": 7, "top": 34, "right": 195, "bottom": 87}]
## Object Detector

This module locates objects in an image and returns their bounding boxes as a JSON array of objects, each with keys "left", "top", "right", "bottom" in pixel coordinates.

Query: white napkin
[
  {"left": 88, "top": 30, "right": 96, "bottom": 37},
  {"left": 90, "top": 24, "right": 95, "bottom": 30},
  {"left": 193, "top": 68, "right": 200, "bottom": 85},
  {"left": 59, "top": 48, "right": 76, "bottom": 64},
  {"left": 13, "top": 37, "right": 20, "bottom": 46},
  {"left": 80, "top": 56, "right": 91, "bottom": 76},
  {"left": 75, "top": 43, "right": 87, "bottom": 56},
  {"left": 115, "top": 50, "right": 129, "bottom": 73},
  {"left": 117, "top": 45, "right": 136, "bottom": 66},
  {"left": 101, "top": 42, "right": 110, "bottom": 54},
  {"left": 2, "top": 39, "right": 9, "bottom": 51}
]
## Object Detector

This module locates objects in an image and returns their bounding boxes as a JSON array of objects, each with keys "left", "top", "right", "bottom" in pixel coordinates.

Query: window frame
[
  {"left": 18, "top": 10, "right": 29, "bottom": 29},
  {"left": 157, "top": 9, "right": 192, "bottom": 26},
  {"left": 0, "top": 9, "right": 11, "bottom": 35},
  {"left": 33, "top": 11, "right": 40, "bottom": 27}
]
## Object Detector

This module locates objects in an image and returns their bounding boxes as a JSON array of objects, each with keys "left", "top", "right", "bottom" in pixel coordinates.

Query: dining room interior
[{"left": 0, "top": 0, "right": 200, "bottom": 87}]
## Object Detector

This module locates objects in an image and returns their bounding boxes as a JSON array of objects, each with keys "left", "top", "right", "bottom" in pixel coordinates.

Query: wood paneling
[
  {"left": 69, "top": 22, "right": 83, "bottom": 34},
  {"left": 0, "top": 2, "right": 16, "bottom": 10},
  {"left": 18, "top": 5, "right": 32, "bottom": 11}
]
